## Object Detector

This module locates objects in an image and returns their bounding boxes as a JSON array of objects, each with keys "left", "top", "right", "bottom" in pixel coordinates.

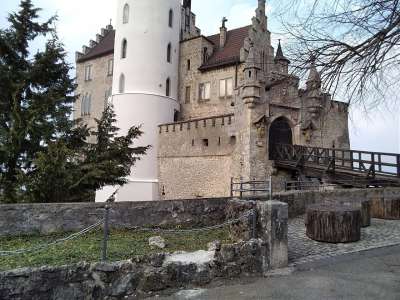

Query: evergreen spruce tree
[{"left": 0, "top": 1, "right": 149, "bottom": 203}]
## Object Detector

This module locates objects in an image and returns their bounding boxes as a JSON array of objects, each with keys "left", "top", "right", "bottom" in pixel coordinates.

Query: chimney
[{"left": 220, "top": 17, "right": 228, "bottom": 48}]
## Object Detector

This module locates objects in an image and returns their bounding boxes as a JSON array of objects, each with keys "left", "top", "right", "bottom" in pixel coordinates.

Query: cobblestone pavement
[{"left": 288, "top": 216, "right": 400, "bottom": 266}]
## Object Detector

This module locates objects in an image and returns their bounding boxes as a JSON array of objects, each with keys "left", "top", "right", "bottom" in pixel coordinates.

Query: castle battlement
[
  {"left": 159, "top": 113, "right": 235, "bottom": 134},
  {"left": 75, "top": 24, "right": 113, "bottom": 62}
]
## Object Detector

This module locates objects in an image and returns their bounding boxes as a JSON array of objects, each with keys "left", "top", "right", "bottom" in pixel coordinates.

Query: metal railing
[{"left": 230, "top": 177, "right": 272, "bottom": 200}]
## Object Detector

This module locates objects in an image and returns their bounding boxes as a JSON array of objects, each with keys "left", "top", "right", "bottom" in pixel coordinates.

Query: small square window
[
  {"left": 219, "top": 78, "right": 233, "bottom": 99},
  {"left": 107, "top": 59, "right": 113, "bottom": 76},
  {"left": 185, "top": 86, "right": 191, "bottom": 103},
  {"left": 202, "top": 139, "right": 209, "bottom": 147},
  {"left": 84, "top": 65, "right": 92, "bottom": 81},
  {"left": 199, "top": 82, "right": 211, "bottom": 101}
]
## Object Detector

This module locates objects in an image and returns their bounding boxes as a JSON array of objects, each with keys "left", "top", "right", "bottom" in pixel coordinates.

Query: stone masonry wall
[
  {"left": 158, "top": 115, "right": 237, "bottom": 199},
  {"left": 0, "top": 240, "right": 267, "bottom": 300},
  {"left": 179, "top": 36, "right": 244, "bottom": 120},
  {"left": 0, "top": 200, "right": 289, "bottom": 299},
  {"left": 274, "top": 187, "right": 400, "bottom": 219},
  {"left": 75, "top": 53, "right": 113, "bottom": 142},
  {"left": 0, "top": 198, "right": 230, "bottom": 237}
]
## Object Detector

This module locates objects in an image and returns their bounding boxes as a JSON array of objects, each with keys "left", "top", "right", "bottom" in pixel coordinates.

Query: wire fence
[{"left": 0, "top": 206, "right": 256, "bottom": 263}]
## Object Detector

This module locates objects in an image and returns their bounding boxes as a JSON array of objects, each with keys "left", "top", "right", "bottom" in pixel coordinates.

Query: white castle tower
[{"left": 96, "top": 0, "right": 181, "bottom": 202}]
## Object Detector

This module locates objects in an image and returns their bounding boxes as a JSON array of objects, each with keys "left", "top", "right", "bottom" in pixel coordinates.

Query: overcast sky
[{"left": 1, "top": 0, "right": 399, "bottom": 153}]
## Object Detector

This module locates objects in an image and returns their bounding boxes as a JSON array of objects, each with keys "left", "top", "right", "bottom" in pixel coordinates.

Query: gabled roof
[
  {"left": 76, "top": 25, "right": 251, "bottom": 69},
  {"left": 199, "top": 25, "right": 251, "bottom": 71},
  {"left": 77, "top": 30, "right": 115, "bottom": 63}
]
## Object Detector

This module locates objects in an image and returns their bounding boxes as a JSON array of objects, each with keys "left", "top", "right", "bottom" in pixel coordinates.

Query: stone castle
[{"left": 74, "top": 0, "right": 350, "bottom": 202}]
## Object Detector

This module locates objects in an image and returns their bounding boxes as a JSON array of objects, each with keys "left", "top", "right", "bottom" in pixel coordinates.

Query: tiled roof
[
  {"left": 199, "top": 25, "right": 251, "bottom": 71},
  {"left": 77, "top": 30, "right": 115, "bottom": 63},
  {"left": 76, "top": 25, "right": 250, "bottom": 69}
]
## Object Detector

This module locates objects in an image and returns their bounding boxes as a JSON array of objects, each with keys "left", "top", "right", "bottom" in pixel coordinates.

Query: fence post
[
  {"left": 269, "top": 177, "right": 273, "bottom": 200},
  {"left": 230, "top": 177, "right": 233, "bottom": 197},
  {"left": 397, "top": 155, "right": 400, "bottom": 178},
  {"left": 240, "top": 179, "right": 243, "bottom": 199},
  {"left": 250, "top": 210, "right": 257, "bottom": 239},
  {"left": 102, "top": 205, "right": 110, "bottom": 262}
]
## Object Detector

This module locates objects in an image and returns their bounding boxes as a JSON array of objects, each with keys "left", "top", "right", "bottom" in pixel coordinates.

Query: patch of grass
[{"left": 0, "top": 228, "right": 233, "bottom": 271}]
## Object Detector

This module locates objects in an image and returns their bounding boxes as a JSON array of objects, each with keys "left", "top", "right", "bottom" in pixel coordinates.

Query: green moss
[{"left": 0, "top": 228, "right": 233, "bottom": 271}]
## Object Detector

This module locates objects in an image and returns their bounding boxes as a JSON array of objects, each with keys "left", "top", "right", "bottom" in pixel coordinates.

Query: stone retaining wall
[
  {"left": 273, "top": 188, "right": 400, "bottom": 219},
  {"left": 0, "top": 239, "right": 267, "bottom": 300},
  {"left": 0, "top": 198, "right": 231, "bottom": 237},
  {"left": 0, "top": 201, "right": 288, "bottom": 300}
]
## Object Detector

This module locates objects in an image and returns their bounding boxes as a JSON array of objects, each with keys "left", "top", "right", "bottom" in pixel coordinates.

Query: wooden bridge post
[{"left": 397, "top": 155, "right": 400, "bottom": 178}]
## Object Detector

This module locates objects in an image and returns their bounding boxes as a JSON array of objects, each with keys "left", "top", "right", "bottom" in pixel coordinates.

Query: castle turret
[
  {"left": 274, "top": 40, "right": 290, "bottom": 74},
  {"left": 97, "top": 0, "right": 181, "bottom": 202},
  {"left": 242, "top": 44, "right": 261, "bottom": 108}
]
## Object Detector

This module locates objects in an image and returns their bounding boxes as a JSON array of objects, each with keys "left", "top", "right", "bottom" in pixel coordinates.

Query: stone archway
[{"left": 269, "top": 117, "right": 293, "bottom": 160}]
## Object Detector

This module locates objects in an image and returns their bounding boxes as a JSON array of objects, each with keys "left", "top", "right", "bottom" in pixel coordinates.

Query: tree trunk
[{"left": 306, "top": 204, "right": 361, "bottom": 243}]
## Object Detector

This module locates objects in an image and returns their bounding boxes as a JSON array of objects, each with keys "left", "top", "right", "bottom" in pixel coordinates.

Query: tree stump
[
  {"left": 371, "top": 196, "right": 400, "bottom": 220},
  {"left": 340, "top": 199, "right": 371, "bottom": 227},
  {"left": 306, "top": 204, "right": 361, "bottom": 243}
]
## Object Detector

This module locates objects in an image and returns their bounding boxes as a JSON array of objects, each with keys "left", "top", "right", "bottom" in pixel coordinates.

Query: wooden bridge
[{"left": 272, "top": 144, "right": 400, "bottom": 187}]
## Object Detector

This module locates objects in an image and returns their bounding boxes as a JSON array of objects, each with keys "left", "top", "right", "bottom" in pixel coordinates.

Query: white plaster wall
[
  {"left": 96, "top": 0, "right": 181, "bottom": 202},
  {"left": 112, "top": 0, "right": 180, "bottom": 99}
]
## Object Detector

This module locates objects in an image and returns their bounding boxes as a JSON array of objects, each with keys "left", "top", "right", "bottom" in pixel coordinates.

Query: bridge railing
[
  {"left": 230, "top": 177, "right": 272, "bottom": 200},
  {"left": 273, "top": 144, "right": 400, "bottom": 178}
]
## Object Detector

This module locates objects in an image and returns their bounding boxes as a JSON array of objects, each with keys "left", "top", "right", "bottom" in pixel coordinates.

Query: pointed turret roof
[{"left": 275, "top": 40, "right": 290, "bottom": 63}]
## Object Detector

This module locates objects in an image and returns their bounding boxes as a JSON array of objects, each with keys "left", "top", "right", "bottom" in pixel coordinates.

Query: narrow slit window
[
  {"left": 119, "top": 73, "right": 125, "bottom": 93},
  {"left": 121, "top": 39, "right": 127, "bottom": 59},
  {"left": 167, "top": 43, "right": 172, "bottom": 63},
  {"left": 123, "top": 4, "right": 129, "bottom": 24},
  {"left": 168, "top": 9, "right": 173, "bottom": 28},
  {"left": 166, "top": 78, "right": 170, "bottom": 97}
]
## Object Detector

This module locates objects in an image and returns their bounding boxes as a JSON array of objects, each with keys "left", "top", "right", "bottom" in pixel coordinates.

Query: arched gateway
[{"left": 269, "top": 117, "right": 293, "bottom": 160}]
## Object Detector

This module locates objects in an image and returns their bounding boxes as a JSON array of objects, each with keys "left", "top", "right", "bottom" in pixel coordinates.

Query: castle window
[
  {"left": 230, "top": 136, "right": 236, "bottom": 145},
  {"left": 107, "top": 59, "right": 114, "bottom": 76},
  {"left": 167, "top": 43, "right": 172, "bottom": 63},
  {"left": 218, "top": 137, "right": 221, "bottom": 146},
  {"left": 202, "top": 139, "right": 209, "bottom": 147},
  {"left": 104, "top": 88, "right": 112, "bottom": 108},
  {"left": 168, "top": 9, "right": 173, "bottom": 28},
  {"left": 84, "top": 65, "right": 92, "bottom": 81},
  {"left": 202, "top": 47, "right": 208, "bottom": 63},
  {"left": 185, "top": 86, "right": 191, "bottom": 103},
  {"left": 199, "top": 82, "right": 210, "bottom": 101},
  {"left": 119, "top": 73, "right": 125, "bottom": 93},
  {"left": 219, "top": 78, "right": 233, "bottom": 98},
  {"left": 166, "top": 78, "right": 170, "bottom": 97},
  {"left": 187, "top": 59, "right": 191, "bottom": 70},
  {"left": 123, "top": 4, "right": 129, "bottom": 24},
  {"left": 81, "top": 93, "right": 91, "bottom": 116},
  {"left": 121, "top": 39, "right": 127, "bottom": 59},
  {"left": 191, "top": 139, "right": 195, "bottom": 146}
]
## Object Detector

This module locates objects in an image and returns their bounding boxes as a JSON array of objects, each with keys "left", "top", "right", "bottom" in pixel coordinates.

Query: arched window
[
  {"left": 121, "top": 39, "right": 127, "bottom": 59},
  {"left": 81, "top": 93, "right": 91, "bottom": 116},
  {"left": 166, "top": 78, "right": 170, "bottom": 97},
  {"left": 167, "top": 43, "right": 172, "bottom": 63},
  {"left": 119, "top": 73, "right": 125, "bottom": 93},
  {"left": 123, "top": 4, "right": 129, "bottom": 24},
  {"left": 168, "top": 9, "right": 173, "bottom": 28}
]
